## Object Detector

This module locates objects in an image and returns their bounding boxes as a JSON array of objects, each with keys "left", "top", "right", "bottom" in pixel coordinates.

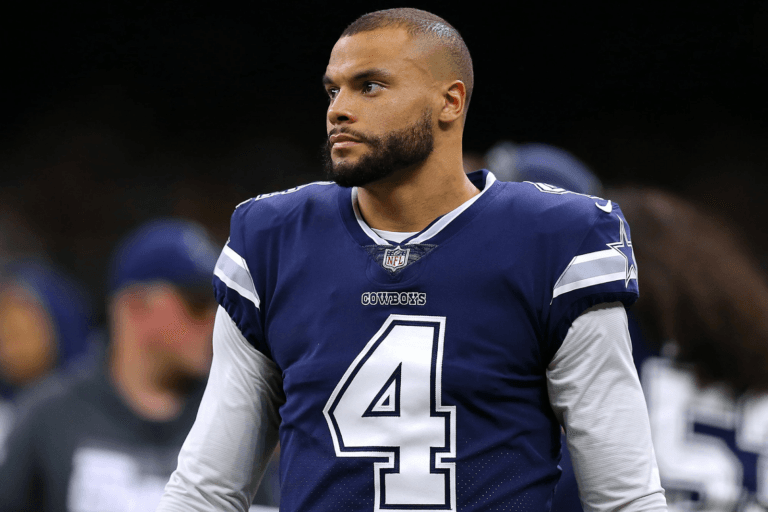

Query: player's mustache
[{"left": 327, "top": 128, "right": 371, "bottom": 145}]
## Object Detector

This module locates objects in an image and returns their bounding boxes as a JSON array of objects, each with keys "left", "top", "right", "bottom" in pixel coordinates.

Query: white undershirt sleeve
[
  {"left": 547, "top": 302, "right": 667, "bottom": 512},
  {"left": 156, "top": 306, "right": 284, "bottom": 512}
]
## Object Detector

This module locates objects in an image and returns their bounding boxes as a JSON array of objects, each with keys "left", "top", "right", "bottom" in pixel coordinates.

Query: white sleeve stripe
[
  {"left": 558, "top": 257, "right": 626, "bottom": 287},
  {"left": 222, "top": 244, "right": 250, "bottom": 272},
  {"left": 214, "top": 246, "right": 260, "bottom": 308},
  {"left": 553, "top": 272, "right": 628, "bottom": 299},
  {"left": 571, "top": 249, "right": 617, "bottom": 264},
  {"left": 553, "top": 250, "right": 635, "bottom": 299},
  {"left": 214, "top": 267, "right": 260, "bottom": 309}
]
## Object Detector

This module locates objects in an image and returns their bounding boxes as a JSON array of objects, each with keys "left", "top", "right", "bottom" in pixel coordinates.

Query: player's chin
[
  {"left": 331, "top": 142, "right": 366, "bottom": 158},
  {"left": 330, "top": 149, "right": 365, "bottom": 170},
  {"left": 327, "top": 161, "right": 366, "bottom": 187}
]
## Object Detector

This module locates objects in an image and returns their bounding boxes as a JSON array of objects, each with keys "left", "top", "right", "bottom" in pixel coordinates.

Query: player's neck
[
  {"left": 356, "top": 151, "right": 479, "bottom": 232},
  {"left": 109, "top": 339, "right": 185, "bottom": 422}
]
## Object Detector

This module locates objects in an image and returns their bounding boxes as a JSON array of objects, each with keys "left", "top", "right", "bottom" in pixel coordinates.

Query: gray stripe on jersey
[
  {"left": 214, "top": 246, "right": 260, "bottom": 308},
  {"left": 556, "top": 254, "right": 626, "bottom": 288}
]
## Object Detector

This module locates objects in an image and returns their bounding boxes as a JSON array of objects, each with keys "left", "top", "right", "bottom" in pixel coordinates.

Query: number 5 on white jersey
[{"left": 323, "top": 315, "right": 457, "bottom": 511}]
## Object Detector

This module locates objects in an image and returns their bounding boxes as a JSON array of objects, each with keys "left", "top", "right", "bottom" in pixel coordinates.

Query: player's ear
[{"left": 438, "top": 80, "right": 466, "bottom": 124}]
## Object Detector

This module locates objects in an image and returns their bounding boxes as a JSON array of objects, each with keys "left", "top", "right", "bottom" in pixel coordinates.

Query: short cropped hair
[{"left": 341, "top": 8, "right": 474, "bottom": 111}]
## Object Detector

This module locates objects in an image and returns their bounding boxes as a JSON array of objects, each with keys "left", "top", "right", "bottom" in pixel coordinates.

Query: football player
[{"left": 158, "top": 8, "right": 667, "bottom": 512}]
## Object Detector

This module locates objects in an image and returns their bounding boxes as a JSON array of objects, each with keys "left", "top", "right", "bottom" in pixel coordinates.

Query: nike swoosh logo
[{"left": 595, "top": 200, "right": 612, "bottom": 213}]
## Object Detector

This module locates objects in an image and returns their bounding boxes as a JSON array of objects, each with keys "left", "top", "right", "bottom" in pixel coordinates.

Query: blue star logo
[{"left": 606, "top": 215, "right": 637, "bottom": 287}]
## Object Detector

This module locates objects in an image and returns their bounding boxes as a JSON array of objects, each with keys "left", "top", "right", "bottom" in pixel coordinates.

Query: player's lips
[{"left": 330, "top": 133, "right": 363, "bottom": 149}]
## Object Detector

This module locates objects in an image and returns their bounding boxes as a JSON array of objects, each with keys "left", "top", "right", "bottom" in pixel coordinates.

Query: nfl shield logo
[{"left": 383, "top": 246, "right": 410, "bottom": 271}]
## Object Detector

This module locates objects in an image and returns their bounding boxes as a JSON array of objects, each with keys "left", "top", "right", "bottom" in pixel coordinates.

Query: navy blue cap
[
  {"left": 108, "top": 218, "right": 219, "bottom": 294},
  {"left": 485, "top": 141, "right": 603, "bottom": 196},
  {"left": 2, "top": 259, "right": 95, "bottom": 370}
]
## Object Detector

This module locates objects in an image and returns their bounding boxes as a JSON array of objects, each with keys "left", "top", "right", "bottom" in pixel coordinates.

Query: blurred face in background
[
  {"left": 0, "top": 285, "right": 58, "bottom": 386},
  {"left": 144, "top": 283, "right": 216, "bottom": 382}
]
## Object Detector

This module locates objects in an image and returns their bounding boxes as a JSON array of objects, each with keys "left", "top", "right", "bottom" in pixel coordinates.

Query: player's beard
[{"left": 323, "top": 108, "right": 434, "bottom": 188}]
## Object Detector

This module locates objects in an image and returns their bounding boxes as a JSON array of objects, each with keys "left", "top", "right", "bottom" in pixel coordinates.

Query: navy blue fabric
[{"left": 212, "top": 172, "right": 639, "bottom": 511}]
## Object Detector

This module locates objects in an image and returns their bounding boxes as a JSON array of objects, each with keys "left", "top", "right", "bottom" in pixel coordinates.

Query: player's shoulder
[
  {"left": 235, "top": 180, "right": 337, "bottom": 214},
  {"left": 230, "top": 181, "right": 338, "bottom": 230},
  {"left": 501, "top": 180, "right": 609, "bottom": 213},
  {"left": 495, "top": 180, "right": 618, "bottom": 231}
]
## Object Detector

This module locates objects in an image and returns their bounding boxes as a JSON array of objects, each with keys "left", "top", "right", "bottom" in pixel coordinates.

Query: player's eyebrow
[
  {"left": 321, "top": 74, "right": 335, "bottom": 87},
  {"left": 322, "top": 68, "right": 393, "bottom": 87}
]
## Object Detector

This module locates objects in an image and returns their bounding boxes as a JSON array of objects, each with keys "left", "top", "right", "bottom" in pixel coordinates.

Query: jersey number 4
[{"left": 323, "top": 315, "right": 457, "bottom": 511}]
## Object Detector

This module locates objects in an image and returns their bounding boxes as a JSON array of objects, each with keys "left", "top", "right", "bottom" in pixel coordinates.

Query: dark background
[{"left": 1, "top": 0, "right": 766, "bottom": 314}]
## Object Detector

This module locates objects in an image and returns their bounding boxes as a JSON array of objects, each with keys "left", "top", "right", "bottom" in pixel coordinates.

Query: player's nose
[{"left": 327, "top": 90, "right": 358, "bottom": 126}]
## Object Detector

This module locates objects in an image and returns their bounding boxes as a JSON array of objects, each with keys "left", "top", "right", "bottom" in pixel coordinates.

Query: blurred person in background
[
  {"left": 512, "top": 148, "right": 768, "bottom": 510},
  {"left": 0, "top": 218, "right": 239, "bottom": 511},
  {"left": 599, "top": 188, "right": 768, "bottom": 512},
  {"left": 484, "top": 140, "right": 604, "bottom": 197},
  {"left": 0, "top": 260, "right": 97, "bottom": 454}
]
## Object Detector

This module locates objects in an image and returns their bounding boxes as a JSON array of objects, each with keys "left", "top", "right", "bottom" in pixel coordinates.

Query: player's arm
[
  {"left": 547, "top": 302, "right": 666, "bottom": 512},
  {"left": 156, "top": 306, "right": 284, "bottom": 512}
]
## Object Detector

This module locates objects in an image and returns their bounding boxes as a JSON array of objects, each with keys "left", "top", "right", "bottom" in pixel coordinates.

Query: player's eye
[
  {"left": 362, "top": 82, "right": 383, "bottom": 95},
  {"left": 326, "top": 87, "right": 339, "bottom": 101}
]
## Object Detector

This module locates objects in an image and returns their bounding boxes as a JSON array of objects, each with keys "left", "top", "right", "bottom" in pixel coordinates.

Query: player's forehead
[{"left": 325, "top": 27, "right": 431, "bottom": 83}]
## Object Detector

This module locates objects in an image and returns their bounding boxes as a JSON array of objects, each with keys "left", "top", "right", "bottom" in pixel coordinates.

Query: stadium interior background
[{"left": 1, "top": 0, "right": 766, "bottom": 324}]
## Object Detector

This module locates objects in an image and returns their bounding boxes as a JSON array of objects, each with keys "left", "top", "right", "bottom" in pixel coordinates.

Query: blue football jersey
[{"left": 212, "top": 170, "right": 639, "bottom": 511}]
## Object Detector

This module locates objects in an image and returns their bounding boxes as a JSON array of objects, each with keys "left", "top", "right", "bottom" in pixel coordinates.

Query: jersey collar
[{"left": 339, "top": 170, "right": 500, "bottom": 247}]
